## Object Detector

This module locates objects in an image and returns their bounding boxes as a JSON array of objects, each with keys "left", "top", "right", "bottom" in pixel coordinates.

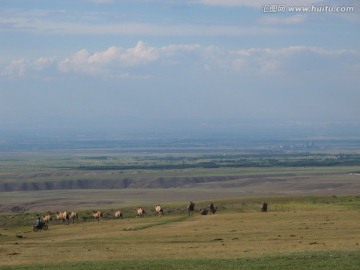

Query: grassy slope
[
  {"left": 1, "top": 197, "right": 359, "bottom": 269},
  {"left": 1, "top": 253, "right": 359, "bottom": 270},
  {"left": 1, "top": 150, "right": 360, "bottom": 268}
]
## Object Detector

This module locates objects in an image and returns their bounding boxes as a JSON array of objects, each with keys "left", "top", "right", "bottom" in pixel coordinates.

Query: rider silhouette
[{"left": 36, "top": 217, "right": 44, "bottom": 228}]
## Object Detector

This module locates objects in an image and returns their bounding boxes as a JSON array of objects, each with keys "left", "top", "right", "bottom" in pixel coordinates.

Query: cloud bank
[{"left": 2, "top": 41, "right": 359, "bottom": 80}]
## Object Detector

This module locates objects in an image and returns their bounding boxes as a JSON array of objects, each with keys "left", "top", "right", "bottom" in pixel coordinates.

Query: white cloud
[
  {"left": 0, "top": 8, "right": 279, "bottom": 37},
  {"left": 160, "top": 44, "right": 201, "bottom": 55},
  {"left": 196, "top": 0, "right": 259, "bottom": 7},
  {"left": 2, "top": 59, "right": 26, "bottom": 78},
  {"left": 1, "top": 20, "right": 278, "bottom": 37},
  {"left": 203, "top": 45, "right": 360, "bottom": 75},
  {"left": 58, "top": 41, "right": 159, "bottom": 75},
  {"left": 55, "top": 41, "right": 202, "bottom": 77},
  {"left": 261, "top": 46, "right": 360, "bottom": 58},
  {"left": 83, "top": 0, "right": 114, "bottom": 3},
  {"left": 2, "top": 42, "right": 359, "bottom": 79},
  {"left": 195, "top": 0, "right": 324, "bottom": 7},
  {"left": 88, "top": 46, "right": 119, "bottom": 64},
  {"left": 121, "top": 41, "right": 159, "bottom": 66},
  {"left": 58, "top": 49, "right": 95, "bottom": 74},
  {"left": 34, "top": 56, "right": 55, "bottom": 68},
  {"left": 260, "top": 15, "right": 307, "bottom": 25}
]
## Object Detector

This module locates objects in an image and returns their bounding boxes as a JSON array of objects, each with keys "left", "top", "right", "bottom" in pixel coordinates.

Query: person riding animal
[{"left": 35, "top": 217, "right": 44, "bottom": 228}]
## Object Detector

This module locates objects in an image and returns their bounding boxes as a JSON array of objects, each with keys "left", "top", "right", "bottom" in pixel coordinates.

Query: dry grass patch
[{"left": 1, "top": 201, "right": 359, "bottom": 268}]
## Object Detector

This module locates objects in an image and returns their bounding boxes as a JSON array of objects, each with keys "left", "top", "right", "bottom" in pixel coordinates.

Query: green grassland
[
  {"left": 1, "top": 253, "right": 360, "bottom": 270},
  {"left": 0, "top": 197, "right": 360, "bottom": 269},
  {"left": 1, "top": 145, "right": 360, "bottom": 269}
]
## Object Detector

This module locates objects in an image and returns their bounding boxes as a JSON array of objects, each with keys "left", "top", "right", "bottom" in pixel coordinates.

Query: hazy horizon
[{"left": 2, "top": 118, "right": 360, "bottom": 142}]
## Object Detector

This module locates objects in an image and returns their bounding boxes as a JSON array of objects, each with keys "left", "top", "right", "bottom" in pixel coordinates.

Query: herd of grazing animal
[
  {"left": 55, "top": 211, "right": 70, "bottom": 224},
  {"left": 40, "top": 202, "right": 269, "bottom": 225},
  {"left": 154, "top": 205, "right": 163, "bottom": 216},
  {"left": 92, "top": 210, "right": 103, "bottom": 222},
  {"left": 54, "top": 211, "right": 79, "bottom": 224},
  {"left": 69, "top": 211, "right": 79, "bottom": 222},
  {"left": 187, "top": 201, "right": 195, "bottom": 216},
  {"left": 114, "top": 210, "right": 123, "bottom": 219},
  {"left": 42, "top": 214, "right": 52, "bottom": 223},
  {"left": 136, "top": 207, "right": 145, "bottom": 217}
]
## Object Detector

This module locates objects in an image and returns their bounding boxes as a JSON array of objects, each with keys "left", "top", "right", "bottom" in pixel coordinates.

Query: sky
[{"left": 1, "top": 0, "right": 360, "bottom": 138}]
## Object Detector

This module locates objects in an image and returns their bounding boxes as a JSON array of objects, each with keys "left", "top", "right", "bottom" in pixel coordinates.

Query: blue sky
[{"left": 1, "top": 0, "right": 360, "bottom": 137}]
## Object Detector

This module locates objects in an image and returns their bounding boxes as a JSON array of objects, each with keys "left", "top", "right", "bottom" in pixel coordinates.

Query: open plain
[
  {"left": 0, "top": 197, "right": 360, "bottom": 269},
  {"left": 0, "top": 143, "right": 360, "bottom": 269}
]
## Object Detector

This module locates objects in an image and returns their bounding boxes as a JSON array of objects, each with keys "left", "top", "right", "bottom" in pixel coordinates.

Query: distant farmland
[{"left": 0, "top": 141, "right": 360, "bottom": 211}]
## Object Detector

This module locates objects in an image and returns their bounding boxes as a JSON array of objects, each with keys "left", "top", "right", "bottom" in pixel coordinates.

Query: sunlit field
[
  {"left": 1, "top": 197, "right": 359, "bottom": 269},
  {"left": 1, "top": 145, "right": 360, "bottom": 269}
]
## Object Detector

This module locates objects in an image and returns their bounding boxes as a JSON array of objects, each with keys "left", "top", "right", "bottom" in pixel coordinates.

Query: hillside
[{"left": 0, "top": 197, "right": 359, "bottom": 269}]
